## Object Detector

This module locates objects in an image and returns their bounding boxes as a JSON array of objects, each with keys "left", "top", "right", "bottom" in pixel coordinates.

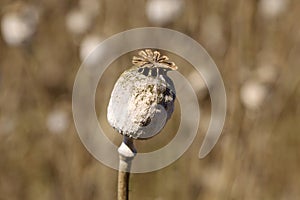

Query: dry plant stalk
[
  {"left": 107, "top": 49, "right": 177, "bottom": 200},
  {"left": 117, "top": 137, "right": 136, "bottom": 200}
]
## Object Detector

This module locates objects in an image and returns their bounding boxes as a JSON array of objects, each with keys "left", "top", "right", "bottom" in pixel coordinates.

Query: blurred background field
[{"left": 0, "top": 0, "right": 300, "bottom": 199}]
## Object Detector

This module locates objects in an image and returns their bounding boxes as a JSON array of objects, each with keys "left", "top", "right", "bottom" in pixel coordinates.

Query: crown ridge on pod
[{"left": 132, "top": 49, "right": 178, "bottom": 71}]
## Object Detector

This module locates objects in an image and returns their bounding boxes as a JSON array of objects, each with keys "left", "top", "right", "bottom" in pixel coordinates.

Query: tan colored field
[{"left": 0, "top": 0, "right": 299, "bottom": 199}]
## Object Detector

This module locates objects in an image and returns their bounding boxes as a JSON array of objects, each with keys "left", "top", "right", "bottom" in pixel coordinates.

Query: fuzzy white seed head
[
  {"left": 240, "top": 80, "right": 267, "bottom": 110},
  {"left": 259, "top": 0, "right": 288, "bottom": 19},
  {"left": 79, "top": 35, "right": 103, "bottom": 65},
  {"left": 1, "top": 5, "right": 39, "bottom": 46},
  {"left": 66, "top": 9, "right": 92, "bottom": 35},
  {"left": 46, "top": 110, "right": 69, "bottom": 134},
  {"left": 146, "top": 0, "right": 184, "bottom": 26}
]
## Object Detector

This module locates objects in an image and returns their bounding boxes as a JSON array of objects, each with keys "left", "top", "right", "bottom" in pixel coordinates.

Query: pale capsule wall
[{"left": 107, "top": 67, "right": 176, "bottom": 139}]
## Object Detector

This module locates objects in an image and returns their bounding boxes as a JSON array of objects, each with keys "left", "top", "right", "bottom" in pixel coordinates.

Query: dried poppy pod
[{"left": 107, "top": 49, "right": 177, "bottom": 139}]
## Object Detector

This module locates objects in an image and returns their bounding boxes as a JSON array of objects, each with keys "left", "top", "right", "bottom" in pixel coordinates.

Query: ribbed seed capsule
[{"left": 107, "top": 49, "right": 177, "bottom": 139}]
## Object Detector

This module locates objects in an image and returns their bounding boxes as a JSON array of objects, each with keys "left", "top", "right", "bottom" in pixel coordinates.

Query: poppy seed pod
[
  {"left": 107, "top": 49, "right": 177, "bottom": 139},
  {"left": 1, "top": 3, "right": 39, "bottom": 46}
]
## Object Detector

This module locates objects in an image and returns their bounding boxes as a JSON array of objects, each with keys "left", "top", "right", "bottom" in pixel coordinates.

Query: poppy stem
[{"left": 117, "top": 136, "right": 136, "bottom": 200}]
